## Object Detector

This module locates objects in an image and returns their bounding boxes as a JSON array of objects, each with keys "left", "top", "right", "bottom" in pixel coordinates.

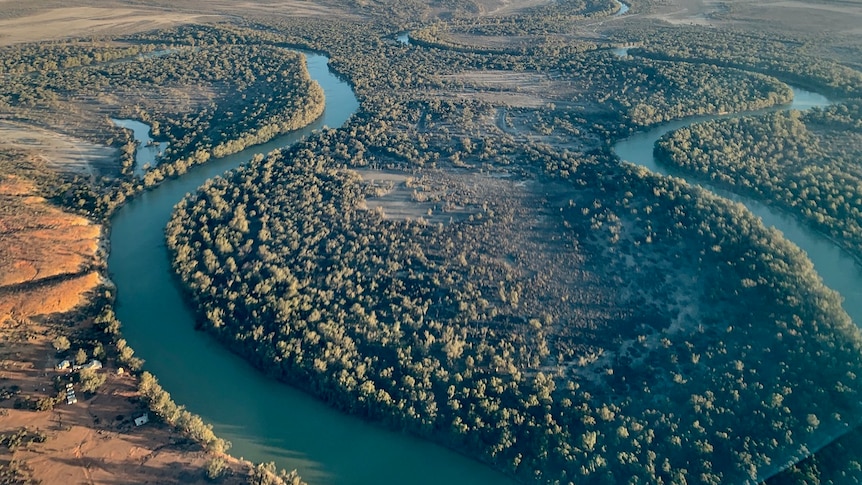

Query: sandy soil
[
  {"left": 474, "top": 0, "right": 553, "bottom": 16},
  {"left": 640, "top": 0, "right": 862, "bottom": 32},
  {"left": 646, "top": 0, "right": 724, "bottom": 26},
  {"left": 740, "top": 0, "right": 862, "bottom": 34},
  {"left": 0, "top": 317, "right": 248, "bottom": 485},
  {"left": 0, "top": 7, "right": 208, "bottom": 46},
  {"left": 442, "top": 32, "right": 540, "bottom": 50},
  {"left": 0, "top": 175, "right": 101, "bottom": 289},
  {"left": 357, "top": 168, "right": 481, "bottom": 223},
  {"left": 438, "top": 70, "right": 577, "bottom": 108},
  {"left": 0, "top": 122, "right": 117, "bottom": 177},
  {"left": 0, "top": 1, "right": 360, "bottom": 46},
  {"left": 0, "top": 273, "right": 102, "bottom": 320},
  {"left": 216, "top": 0, "right": 358, "bottom": 19},
  {"left": 0, "top": 169, "right": 249, "bottom": 484}
]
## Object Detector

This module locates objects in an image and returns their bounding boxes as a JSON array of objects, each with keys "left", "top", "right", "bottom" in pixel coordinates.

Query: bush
[
  {"left": 35, "top": 396, "right": 57, "bottom": 411},
  {"left": 249, "top": 462, "right": 304, "bottom": 485},
  {"left": 79, "top": 369, "right": 107, "bottom": 393},
  {"left": 74, "top": 348, "right": 88, "bottom": 365},
  {"left": 52, "top": 336, "right": 70, "bottom": 352},
  {"left": 205, "top": 457, "right": 228, "bottom": 481}
]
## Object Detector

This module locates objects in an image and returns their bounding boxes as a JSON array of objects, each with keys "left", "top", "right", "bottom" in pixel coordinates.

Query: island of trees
[
  {"left": 163, "top": 15, "right": 862, "bottom": 480},
  {"left": 655, "top": 102, "right": 862, "bottom": 260}
]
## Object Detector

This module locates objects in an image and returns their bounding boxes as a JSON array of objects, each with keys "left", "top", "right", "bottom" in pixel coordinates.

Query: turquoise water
[{"left": 108, "top": 52, "right": 511, "bottom": 485}]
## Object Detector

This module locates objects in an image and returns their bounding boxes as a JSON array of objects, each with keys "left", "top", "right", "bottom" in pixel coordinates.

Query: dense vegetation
[
  {"left": 556, "top": 54, "right": 791, "bottom": 128},
  {"left": 613, "top": 27, "right": 862, "bottom": 99},
  {"left": 655, "top": 102, "right": 862, "bottom": 259},
  {"left": 0, "top": 41, "right": 153, "bottom": 76},
  {"left": 0, "top": 26, "right": 324, "bottom": 218},
  {"left": 167, "top": 119, "right": 862, "bottom": 482}
]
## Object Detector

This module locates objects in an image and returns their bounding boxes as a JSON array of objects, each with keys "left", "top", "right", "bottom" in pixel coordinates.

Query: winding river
[
  {"left": 108, "top": 49, "right": 862, "bottom": 483},
  {"left": 108, "top": 53, "right": 512, "bottom": 485},
  {"left": 111, "top": 118, "right": 169, "bottom": 177},
  {"left": 613, "top": 85, "right": 862, "bottom": 479},
  {"left": 613, "top": 87, "right": 862, "bottom": 327}
]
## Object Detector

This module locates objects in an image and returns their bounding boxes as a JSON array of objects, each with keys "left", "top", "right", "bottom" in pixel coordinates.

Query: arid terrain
[
  {"left": 0, "top": 7, "right": 205, "bottom": 47},
  {"left": 0, "top": 144, "right": 253, "bottom": 483},
  {"left": 0, "top": 315, "right": 247, "bottom": 485}
]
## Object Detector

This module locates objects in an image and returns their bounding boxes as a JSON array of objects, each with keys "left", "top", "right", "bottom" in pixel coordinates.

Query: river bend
[
  {"left": 109, "top": 51, "right": 861, "bottom": 484},
  {"left": 108, "top": 53, "right": 511, "bottom": 485},
  {"left": 613, "top": 87, "right": 862, "bottom": 327}
]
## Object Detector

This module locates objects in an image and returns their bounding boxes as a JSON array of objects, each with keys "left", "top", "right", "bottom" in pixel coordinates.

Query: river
[
  {"left": 109, "top": 48, "right": 861, "bottom": 484},
  {"left": 614, "top": 0, "right": 630, "bottom": 16},
  {"left": 108, "top": 53, "right": 511, "bottom": 485},
  {"left": 111, "top": 118, "right": 169, "bottom": 177},
  {"left": 613, "top": 87, "right": 862, "bottom": 327}
]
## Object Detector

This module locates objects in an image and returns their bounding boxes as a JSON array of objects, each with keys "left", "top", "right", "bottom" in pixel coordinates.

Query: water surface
[
  {"left": 111, "top": 118, "right": 169, "bottom": 176},
  {"left": 614, "top": 0, "right": 630, "bottom": 16},
  {"left": 109, "top": 53, "right": 510, "bottom": 485}
]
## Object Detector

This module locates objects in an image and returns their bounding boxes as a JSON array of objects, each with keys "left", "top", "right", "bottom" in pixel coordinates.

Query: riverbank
[
  {"left": 109, "top": 49, "right": 518, "bottom": 485},
  {"left": 0, "top": 157, "right": 251, "bottom": 485}
]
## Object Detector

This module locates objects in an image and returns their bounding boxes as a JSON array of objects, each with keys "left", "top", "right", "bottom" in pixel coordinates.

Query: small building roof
[{"left": 82, "top": 359, "right": 103, "bottom": 370}]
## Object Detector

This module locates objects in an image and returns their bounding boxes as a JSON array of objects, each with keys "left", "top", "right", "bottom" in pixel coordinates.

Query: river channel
[
  {"left": 613, "top": 85, "right": 862, "bottom": 480},
  {"left": 108, "top": 53, "right": 511, "bottom": 485},
  {"left": 111, "top": 118, "right": 169, "bottom": 177},
  {"left": 109, "top": 48, "right": 861, "bottom": 483},
  {"left": 613, "top": 87, "right": 862, "bottom": 328}
]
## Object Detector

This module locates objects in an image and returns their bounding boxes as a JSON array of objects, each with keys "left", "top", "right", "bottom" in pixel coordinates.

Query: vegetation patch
[{"left": 656, "top": 102, "right": 862, "bottom": 259}]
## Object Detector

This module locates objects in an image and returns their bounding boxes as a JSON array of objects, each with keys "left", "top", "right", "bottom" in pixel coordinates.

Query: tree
[
  {"left": 52, "top": 336, "right": 70, "bottom": 352},
  {"left": 74, "top": 348, "right": 88, "bottom": 365},
  {"left": 205, "top": 457, "right": 228, "bottom": 481},
  {"left": 79, "top": 369, "right": 107, "bottom": 393},
  {"left": 249, "top": 462, "right": 304, "bottom": 485}
]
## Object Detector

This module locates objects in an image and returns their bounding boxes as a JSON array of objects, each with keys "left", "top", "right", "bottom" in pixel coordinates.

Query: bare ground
[
  {"left": 473, "top": 0, "right": 555, "bottom": 16},
  {"left": 0, "top": 7, "right": 207, "bottom": 46},
  {"left": 437, "top": 70, "right": 579, "bottom": 108},
  {"left": 0, "top": 174, "right": 101, "bottom": 292},
  {"left": 0, "top": 316, "right": 249, "bottom": 485},
  {"left": 0, "top": 122, "right": 117, "bottom": 177},
  {"left": 0, "top": 154, "right": 250, "bottom": 484},
  {"left": 0, "top": 1, "right": 362, "bottom": 46},
  {"left": 636, "top": 0, "right": 862, "bottom": 34}
]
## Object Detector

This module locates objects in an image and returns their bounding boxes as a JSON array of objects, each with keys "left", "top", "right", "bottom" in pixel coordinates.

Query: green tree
[
  {"left": 79, "top": 369, "right": 107, "bottom": 393},
  {"left": 52, "top": 336, "right": 70, "bottom": 352}
]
